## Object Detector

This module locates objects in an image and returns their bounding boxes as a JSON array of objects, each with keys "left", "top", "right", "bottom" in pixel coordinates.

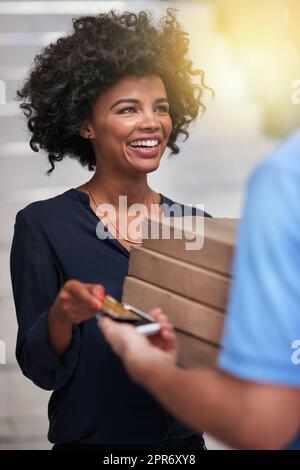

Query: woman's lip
[{"left": 127, "top": 143, "right": 161, "bottom": 158}]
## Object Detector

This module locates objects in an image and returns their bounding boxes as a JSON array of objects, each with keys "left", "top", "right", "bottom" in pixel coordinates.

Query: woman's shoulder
[
  {"left": 15, "top": 188, "right": 76, "bottom": 228},
  {"left": 161, "top": 194, "right": 212, "bottom": 218}
]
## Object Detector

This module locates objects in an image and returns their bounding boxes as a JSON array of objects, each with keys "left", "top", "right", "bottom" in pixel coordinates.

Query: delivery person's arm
[{"left": 100, "top": 314, "right": 300, "bottom": 450}]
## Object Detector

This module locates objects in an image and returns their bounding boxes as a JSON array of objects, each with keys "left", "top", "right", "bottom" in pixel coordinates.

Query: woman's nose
[{"left": 138, "top": 110, "right": 160, "bottom": 130}]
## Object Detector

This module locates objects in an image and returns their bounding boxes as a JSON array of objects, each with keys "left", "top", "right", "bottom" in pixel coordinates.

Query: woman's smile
[
  {"left": 126, "top": 135, "right": 162, "bottom": 158},
  {"left": 127, "top": 142, "right": 161, "bottom": 158}
]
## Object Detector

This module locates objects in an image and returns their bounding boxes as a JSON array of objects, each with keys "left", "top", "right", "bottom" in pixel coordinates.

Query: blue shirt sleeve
[
  {"left": 10, "top": 209, "right": 81, "bottom": 390},
  {"left": 218, "top": 159, "right": 300, "bottom": 386}
]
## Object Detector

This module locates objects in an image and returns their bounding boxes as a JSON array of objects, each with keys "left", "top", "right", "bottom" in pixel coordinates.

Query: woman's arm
[
  {"left": 48, "top": 308, "right": 73, "bottom": 358},
  {"left": 11, "top": 210, "right": 103, "bottom": 390}
]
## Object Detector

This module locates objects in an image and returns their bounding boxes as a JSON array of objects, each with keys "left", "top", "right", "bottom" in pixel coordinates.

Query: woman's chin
[
  {"left": 125, "top": 154, "right": 161, "bottom": 174},
  {"left": 133, "top": 158, "right": 161, "bottom": 174}
]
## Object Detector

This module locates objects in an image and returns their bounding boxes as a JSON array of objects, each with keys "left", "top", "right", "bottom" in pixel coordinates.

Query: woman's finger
[
  {"left": 67, "top": 281, "right": 105, "bottom": 309},
  {"left": 67, "top": 294, "right": 103, "bottom": 311},
  {"left": 66, "top": 301, "right": 101, "bottom": 322}
]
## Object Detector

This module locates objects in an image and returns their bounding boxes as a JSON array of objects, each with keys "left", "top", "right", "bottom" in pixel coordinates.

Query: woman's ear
[{"left": 80, "top": 122, "right": 94, "bottom": 139}]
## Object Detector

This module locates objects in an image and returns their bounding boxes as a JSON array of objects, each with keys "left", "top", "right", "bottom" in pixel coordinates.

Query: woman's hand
[
  {"left": 98, "top": 308, "right": 178, "bottom": 385},
  {"left": 50, "top": 279, "right": 105, "bottom": 326}
]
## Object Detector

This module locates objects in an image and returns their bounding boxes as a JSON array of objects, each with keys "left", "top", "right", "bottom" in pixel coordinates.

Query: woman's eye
[
  {"left": 155, "top": 105, "right": 169, "bottom": 113},
  {"left": 118, "top": 107, "right": 136, "bottom": 114}
]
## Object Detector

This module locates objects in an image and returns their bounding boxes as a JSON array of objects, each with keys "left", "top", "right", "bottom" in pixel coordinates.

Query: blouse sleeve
[{"left": 10, "top": 209, "right": 81, "bottom": 391}]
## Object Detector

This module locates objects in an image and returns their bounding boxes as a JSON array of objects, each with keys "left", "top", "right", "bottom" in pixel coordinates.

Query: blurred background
[{"left": 0, "top": 0, "right": 299, "bottom": 450}]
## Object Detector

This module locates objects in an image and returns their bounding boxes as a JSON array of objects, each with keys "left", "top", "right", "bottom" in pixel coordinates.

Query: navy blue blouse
[{"left": 10, "top": 188, "right": 209, "bottom": 445}]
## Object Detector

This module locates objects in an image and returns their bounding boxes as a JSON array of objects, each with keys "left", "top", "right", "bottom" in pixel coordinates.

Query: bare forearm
[
  {"left": 48, "top": 307, "right": 73, "bottom": 358},
  {"left": 143, "top": 364, "right": 246, "bottom": 447},
  {"left": 142, "top": 363, "right": 300, "bottom": 449}
]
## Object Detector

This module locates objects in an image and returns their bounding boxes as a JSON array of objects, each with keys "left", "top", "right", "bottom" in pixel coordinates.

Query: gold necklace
[{"left": 84, "top": 182, "right": 161, "bottom": 244}]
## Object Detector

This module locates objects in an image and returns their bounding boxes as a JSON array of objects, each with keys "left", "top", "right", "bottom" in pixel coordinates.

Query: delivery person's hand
[
  {"left": 50, "top": 279, "right": 105, "bottom": 325},
  {"left": 98, "top": 308, "right": 178, "bottom": 385}
]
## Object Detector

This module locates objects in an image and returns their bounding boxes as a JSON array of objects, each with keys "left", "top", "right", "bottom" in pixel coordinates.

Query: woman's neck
[{"left": 85, "top": 169, "right": 157, "bottom": 208}]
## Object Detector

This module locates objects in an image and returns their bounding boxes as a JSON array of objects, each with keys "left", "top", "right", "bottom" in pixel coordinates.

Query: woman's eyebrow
[{"left": 110, "top": 97, "right": 169, "bottom": 110}]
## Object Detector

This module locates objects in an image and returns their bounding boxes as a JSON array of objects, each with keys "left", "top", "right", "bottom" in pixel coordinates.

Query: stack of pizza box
[{"left": 122, "top": 216, "right": 238, "bottom": 369}]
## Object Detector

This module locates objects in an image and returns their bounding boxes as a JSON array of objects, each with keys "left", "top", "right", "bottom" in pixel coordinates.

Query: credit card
[{"left": 98, "top": 295, "right": 140, "bottom": 321}]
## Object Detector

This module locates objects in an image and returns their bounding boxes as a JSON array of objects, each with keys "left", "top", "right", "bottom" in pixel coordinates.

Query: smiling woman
[{"left": 11, "top": 8, "right": 211, "bottom": 450}]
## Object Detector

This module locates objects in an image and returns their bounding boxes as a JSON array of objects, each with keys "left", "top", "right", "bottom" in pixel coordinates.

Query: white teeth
[{"left": 130, "top": 140, "right": 159, "bottom": 147}]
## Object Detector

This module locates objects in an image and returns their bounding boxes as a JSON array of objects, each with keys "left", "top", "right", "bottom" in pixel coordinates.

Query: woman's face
[{"left": 83, "top": 74, "right": 173, "bottom": 175}]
